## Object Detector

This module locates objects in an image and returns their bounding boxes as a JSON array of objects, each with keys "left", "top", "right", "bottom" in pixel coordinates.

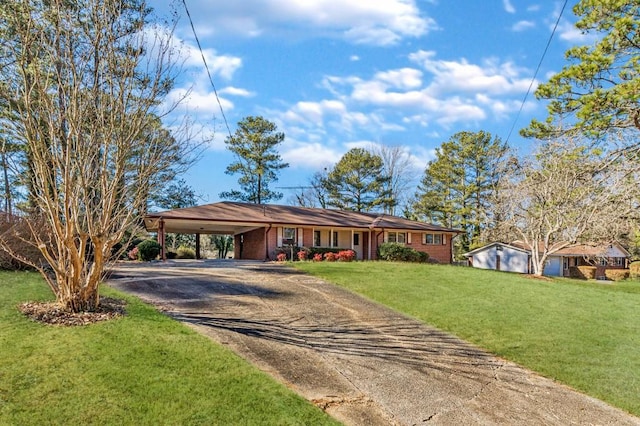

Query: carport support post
[
  {"left": 195, "top": 233, "right": 201, "bottom": 259},
  {"left": 158, "top": 218, "right": 166, "bottom": 261}
]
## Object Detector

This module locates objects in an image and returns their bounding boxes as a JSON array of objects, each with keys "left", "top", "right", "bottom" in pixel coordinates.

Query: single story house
[
  {"left": 464, "top": 241, "right": 631, "bottom": 277},
  {"left": 144, "top": 201, "right": 461, "bottom": 262}
]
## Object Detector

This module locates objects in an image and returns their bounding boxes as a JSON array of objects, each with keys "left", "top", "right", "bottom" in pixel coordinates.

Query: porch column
[
  {"left": 330, "top": 228, "right": 334, "bottom": 247},
  {"left": 351, "top": 229, "right": 354, "bottom": 251},
  {"left": 368, "top": 230, "right": 373, "bottom": 260},
  {"left": 158, "top": 218, "right": 166, "bottom": 261},
  {"left": 195, "top": 233, "right": 201, "bottom": 259}
]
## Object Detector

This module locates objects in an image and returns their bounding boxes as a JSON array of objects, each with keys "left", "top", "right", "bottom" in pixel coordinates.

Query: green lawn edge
[
  {"left": 294, "top": 261, "right": 640, "bottom": 417},
  {"left": 0, "top": 271, "right": 340, "bottom": 426}
]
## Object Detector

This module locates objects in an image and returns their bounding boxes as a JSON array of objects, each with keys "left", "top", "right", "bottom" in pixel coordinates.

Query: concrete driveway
[{"left": 107, "top": 260, "right": 639, "bottom": 425}]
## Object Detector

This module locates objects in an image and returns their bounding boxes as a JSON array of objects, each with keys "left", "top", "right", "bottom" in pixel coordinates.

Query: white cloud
[
  {"left": 181, "top": 0, "right": 436, "bottom": 46},
  {"left": 556, "top": 20, "right": 596, "bottom": 44},
  {"left": 512, "top": 20, "right": 536, "bottom": 32},
  {"left": 409, "top": 50, "right": 532, "bottom": 96},
  {"left": 350, "top": 55, "right": 360, "bottom": 62},
  {"left": 503, "top": 0, "right": 516, "bottom": 13},
  {"left": 181, "top": 44, "right": 242, "bottom": 81},
  {"left": 219, "top": 87, "right": 255, "bottom": 97},
  {"left": 282, "top": 142, "right": 342, "bottom": 169}
]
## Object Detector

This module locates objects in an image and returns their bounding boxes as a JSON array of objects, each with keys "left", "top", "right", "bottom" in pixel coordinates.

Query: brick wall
[{"left": 235, "top": 227, "right": 267, "bottom": 260}]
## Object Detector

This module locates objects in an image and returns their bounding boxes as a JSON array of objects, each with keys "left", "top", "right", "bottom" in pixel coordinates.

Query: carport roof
[{"left": 144, "top": 201, "right": 461, "bottom": 235}]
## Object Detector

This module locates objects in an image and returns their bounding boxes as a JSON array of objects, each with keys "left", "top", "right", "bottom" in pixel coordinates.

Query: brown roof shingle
[{"left": 146, "top": 201, "right": 459, "bottom": 232}]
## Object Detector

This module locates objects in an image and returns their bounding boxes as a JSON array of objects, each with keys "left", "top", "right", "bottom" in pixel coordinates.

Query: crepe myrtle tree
[
  {"left": 0, "top": 0, "right": 194, "bottom": 312},
  {"left": 493, "top": 138, "right": 633, "bottom": 276}
]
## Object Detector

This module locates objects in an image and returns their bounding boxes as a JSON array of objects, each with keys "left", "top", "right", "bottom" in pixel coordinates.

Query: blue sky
[{"left": 147, "top": 0, "right": 591, "bottom": 206}]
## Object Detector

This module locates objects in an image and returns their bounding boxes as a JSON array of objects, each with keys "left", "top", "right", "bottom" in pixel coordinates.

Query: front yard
[
  {"left": 0, "top": 271, "right": 338, "bottom": 425},
  {"left": 295, "top": 262, "right": 640, "bottom": 417}
]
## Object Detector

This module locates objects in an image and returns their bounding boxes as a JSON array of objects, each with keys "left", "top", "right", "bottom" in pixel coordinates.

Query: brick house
[{"left": 144, "top": 201, "right": 460, "bottom": 262}]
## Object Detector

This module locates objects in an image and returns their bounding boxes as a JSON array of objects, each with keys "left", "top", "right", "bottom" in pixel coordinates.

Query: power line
[
  {"left": 181, "top": 0, "right": 233, "bottom": 139},
  {"left": 505, "top": 0, "right": 569, "bottom": 145}
]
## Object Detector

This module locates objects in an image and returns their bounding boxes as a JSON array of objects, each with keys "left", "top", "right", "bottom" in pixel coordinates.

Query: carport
[{"left": 144, "top": 206, "right": 268, "bottom": 260}]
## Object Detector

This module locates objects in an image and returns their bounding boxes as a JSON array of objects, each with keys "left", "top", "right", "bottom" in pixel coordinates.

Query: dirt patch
[{"left": 19, "top": 297, "right": 126, "bottom": 326}]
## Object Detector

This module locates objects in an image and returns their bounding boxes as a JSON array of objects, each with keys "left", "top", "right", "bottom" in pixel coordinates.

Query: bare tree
[
  {"left": 493, "top": 138, "right": 633, "bottom": 275},
  {"left": 0, "top": 0, "right": 194, "bottom": 311},
  {"left": 371, "top": 144, "right": 418, "bottom": 215}
]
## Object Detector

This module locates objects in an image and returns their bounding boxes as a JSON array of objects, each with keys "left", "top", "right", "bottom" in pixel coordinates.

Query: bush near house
[
  {"left": 337, "top": 250, "right": 356, "bottom": 262},
  {"left": 568, "top": 265, "right": 597, "bottom": 280},
  {"left": 324, "top": 252, "right": 337, "bottom": 262},
  {"left": 307, "top": 247, "right": 344, "bottom": 258},
  {"left": 297, "top": 250, "right": 308, "bottom": 261},
  {"left": 378, "top": 242, "right": 428, "bottom": 263},
  {"left": 604, "top": 269, "right": 630, "bottom": 281},
  {"left": 276, "top": 253, "right": 287, "bottom": 262},
  {"left": 136, "top": 240, "right": 161, "bottom": 261},
  {"left": 630, "top": 261, "right": 640, "bottom": 279},
  {"left": 176, "top": 245, "right": 196, "bottom": 259}
]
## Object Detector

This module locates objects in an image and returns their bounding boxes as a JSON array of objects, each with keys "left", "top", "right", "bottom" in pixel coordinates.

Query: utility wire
[
  {"left": 505, "top": 0, "right": 569, "bottom": 144},
  {"left": 181, "top": 0, "right": 233, "bottom": 139}
]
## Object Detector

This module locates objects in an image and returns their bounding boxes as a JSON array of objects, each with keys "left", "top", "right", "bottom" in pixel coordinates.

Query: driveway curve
[{"left": 107, "top": 260, "right": 639, "bottom": 426}]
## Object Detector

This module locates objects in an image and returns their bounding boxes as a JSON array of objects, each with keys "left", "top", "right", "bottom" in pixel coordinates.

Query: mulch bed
[{"left": 18, "top": 297, "right": 126, "bottom": 326}]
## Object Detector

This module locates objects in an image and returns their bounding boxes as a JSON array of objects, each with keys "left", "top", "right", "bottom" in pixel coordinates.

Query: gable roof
[
  {"left": 463, "top": 242, "right": 530, "bottom": 257},
  {"left": 144, "top": 201, "right": 461, "bottom": 234}
]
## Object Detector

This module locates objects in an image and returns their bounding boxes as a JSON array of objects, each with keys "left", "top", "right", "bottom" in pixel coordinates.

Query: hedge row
[{"left": 377, "top": 242, "right": 428, "bottom": 263}]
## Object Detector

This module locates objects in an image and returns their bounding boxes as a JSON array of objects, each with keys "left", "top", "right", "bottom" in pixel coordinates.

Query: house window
[
  {"left": 283, "top": 227, "right": 296, "bottom": 245},
  {"left": 387, "top": 232, "right": 406, "bottom": 244},
  {"left": 423, "top": 233, "right": 442, "bottom": 245},
  {"left": 599, "top": 258, "right": 608, "bottom": 266},
  {"left": 332, "top": 231, "right": 339, "bottom": 247},
  {"left": 314, "top": 230, "right": 321, "bottom": 247},
  {"left": 615, "top": 257, "right": 623, "bottom": 266},
  {"left": 563, "top": 258, "right": 568, "bottom": 270},
  {"left": 353, "top": 233, "right": 360, "bottom": 246}
]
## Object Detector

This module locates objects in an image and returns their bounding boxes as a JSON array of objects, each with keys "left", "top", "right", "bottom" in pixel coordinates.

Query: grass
[
  {"left": 294, "top": 261, "right": 640, "bottom": 416},
  {"left": 0, "top": 271, "right": 340, "bottom": 426}
]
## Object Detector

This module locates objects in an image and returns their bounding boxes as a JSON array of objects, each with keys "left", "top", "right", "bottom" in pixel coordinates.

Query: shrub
[
  {"left": 604, "top": 269, "right": 630, "bottom": 281},
  {"left": 136, "top": 239, "right": 161, "bottom": 261},
  {"left": 630, "top": 261, "right": 640, "bottom": 279},
  {"left": 377, "top": 242, "right": 428, "bottom": 263},
  {"left": 297, "top": 250, "right": 308, "bottom": 261},
  {"left": 176, "top": 245, "right": 196, "bottom": 259},
  {"left": 166, "top": 251, "right": 177, "bottom": 259},
  {"left": 276, "top": 252, "right": 287, "bottom": 262},
  {"left": 312, "top": 253, "right": 323, "bottom": 262},
  {"left": 568, "top": 265, "right": 597, "bottom": 280},
  {"left": 337, "top": 250, "right": 356, "bottom": 262},
  {"left": 307, "top": 247, "right": 343, "bottom": 258},
  {"left": 324, "top": 252, "right": 337, "bottom": 262}
]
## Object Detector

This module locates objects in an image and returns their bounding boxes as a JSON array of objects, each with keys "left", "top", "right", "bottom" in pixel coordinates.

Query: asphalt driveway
[{"left": 107, "top": 260, "right": 640, "bottom": 425}]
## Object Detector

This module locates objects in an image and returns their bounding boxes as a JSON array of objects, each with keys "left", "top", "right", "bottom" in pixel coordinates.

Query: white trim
[
  {"left": 297, "top": 228, "right": 304, "bottom": 247},
  {"left": 277, "top": 227, "right": 283, "bottom": 246},
  {"left": 407, "top": 232, "right": 412, "bottom": 244}
]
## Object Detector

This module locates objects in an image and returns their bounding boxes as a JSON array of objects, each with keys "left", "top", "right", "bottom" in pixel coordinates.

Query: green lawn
[
  {"left": 294, "top": 262, "right": 640, "bottom": 416},
  {"left": 0, "top": 271, "right": 339, "bottom": 426}
]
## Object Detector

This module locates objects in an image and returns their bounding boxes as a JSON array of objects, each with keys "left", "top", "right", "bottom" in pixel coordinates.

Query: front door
[{"left": 352, "top": 232, "right": 363, "bottom": 260}]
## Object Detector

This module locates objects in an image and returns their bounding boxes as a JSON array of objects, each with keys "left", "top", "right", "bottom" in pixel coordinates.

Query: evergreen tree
[
  {"left": 220, "top": 116, "right": 289, "bottom": 204},
  {"left": 413, "top": 131, "right": 510, "bottom": 255},
  {"left": 325, "top": 148, "right": 391, "bottom": 212},
  {"left": 522, "top": 0, "right": 640, "bottom": 139}
]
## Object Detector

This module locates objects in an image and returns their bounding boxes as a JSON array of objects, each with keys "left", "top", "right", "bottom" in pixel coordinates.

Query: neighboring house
[
  {"left": 463, "top": 242, "right": 530, "bottom": 274},
  {"left": 464, "top": 241, "right": 631, "bottom": 277},
  {"left": 144, "top": 201, "right": 460, "bottom": 262}
]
